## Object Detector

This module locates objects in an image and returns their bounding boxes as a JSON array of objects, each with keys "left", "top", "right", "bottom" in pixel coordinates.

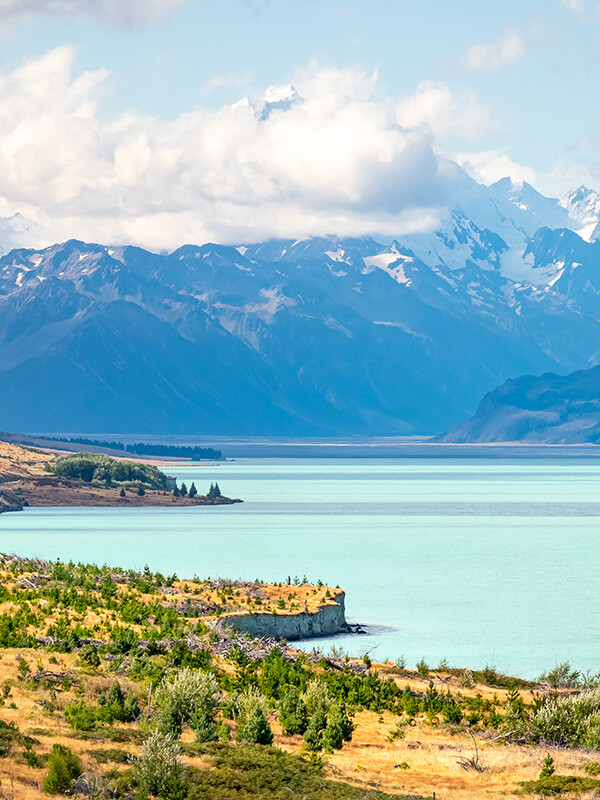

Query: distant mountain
[
  {"left": 3, "top": 167, "right": 600, "bottom": 435},
  {"left": 439, "top": 365, "right": 600, "bottom": 444}
]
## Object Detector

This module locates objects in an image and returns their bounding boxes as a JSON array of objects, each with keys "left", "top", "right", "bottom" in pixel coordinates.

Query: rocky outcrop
[{"left": 216, "top": 592, "right": 349, "bottom": 641}]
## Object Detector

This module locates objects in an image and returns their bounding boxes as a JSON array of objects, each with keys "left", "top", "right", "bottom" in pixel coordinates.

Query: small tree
[
  {"left": 156, "top": 668, "right": 220, "bottom": 733},
  {"left": 189, "top": 482, "right": 198, "bottom": 498},
  {"left": 238, "top": 707, "right": 273, "bottom": 745},
  {"left": 136, "top": 731, "right": 184, "bottom": 799},
  {"left": 303, "top": 709, "right": 327, "bottom": 752},
  {"left": 208, "top": 482, "right": 222, "bottom": 499},
  {"left": 43, "top": 745, "right": 81, "bottom": 795},
  {"left": 180, "top": 483, "right": 188, "bottom": 497},
  {"left": 190, "top": 707, "right": 217, "bottom": 743},
  {"left": 173, "top": 485, "right": 180, "bottom": 498},
  {"left": 540, "top": 754, "right": 555, "bottom": 779},
  {"left": 157, "top": 699, "right": 183, "bottom": 739},
  {"left": 137, "top": 486, "right": 145, "bottom": 496},
  {"left": 119, "top": 487, "right": 126, "bottom": 497},
  {"left": 280, "top": 688, "right": 308, "bottom": 736}
]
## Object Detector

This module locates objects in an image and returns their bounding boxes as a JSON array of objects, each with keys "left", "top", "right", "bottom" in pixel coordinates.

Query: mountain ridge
[{"left": 2, "top": 173, "right": 600, "bottom": 435}]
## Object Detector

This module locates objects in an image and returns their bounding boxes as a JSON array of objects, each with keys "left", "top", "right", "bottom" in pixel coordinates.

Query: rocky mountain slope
[
  {"left": 2, "top": 170, "right": 600, "bottom": 435},
  {"left": 439, "top": 365, "right": 600, "bottom": 444}
]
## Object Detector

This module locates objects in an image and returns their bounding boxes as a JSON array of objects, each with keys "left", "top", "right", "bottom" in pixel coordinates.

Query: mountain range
[{"left": 2, "top": 167, "right": 600, "bottom": 435}]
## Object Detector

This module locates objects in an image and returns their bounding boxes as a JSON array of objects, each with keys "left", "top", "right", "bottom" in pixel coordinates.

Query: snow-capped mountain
[
  {"left": 560, "top": 185, "right": 600, "bottom": 242},
  {"left": 2, "top": 170, "right": 600, "bottom": 435}
]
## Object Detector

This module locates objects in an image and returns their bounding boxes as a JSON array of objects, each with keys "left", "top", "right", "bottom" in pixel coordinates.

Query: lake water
[{"left": 1, "top": 457, "right": 600, "bottom": 679}]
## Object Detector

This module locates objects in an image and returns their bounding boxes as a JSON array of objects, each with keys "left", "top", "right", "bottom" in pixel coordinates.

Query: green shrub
[
  {"left": 158, "top": 699, "right": 184, "bottom": 739},
  {"left": 65, "top": 700, "right": 97, "bottom": 731},
  {"left": 279, "top": 688, "right": 308, "bottom": 736},
  {"left": 238, "top": 707, "right": 273, "bottom": 746},
  {"left": 540, "top": 754, "right": 555, "bottom": 778},
  {"left": 0, "top": 720, "right": 20, "bottom": 758},
  {"left": 514, "top": 687, "right": 600, "bottom": 749},
  {"left": 190, "top": 708, "right": 217, "bottom": 743},
  {"left": 538, "top": 662, "right": 581, "bottom": 689},
  {"left": 322, "top": 701, "right": 353, "bottom": 752},
  {"left": 136, "top": 731, "right": 185, "bottom": 799},
  {"left": 416, "top": 658, "right": 429, "bottom": 677},
  {"left": 184, "top": 742, "right": 405, "bottom": 800},
  {"left": 43, "top": 745, "right": 81, "bottom": 795},
  {"left": 519, "top": 774, "right": 600, "bottom": 796}
]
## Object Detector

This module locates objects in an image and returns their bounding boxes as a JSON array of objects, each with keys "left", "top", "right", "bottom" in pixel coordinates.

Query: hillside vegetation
[{"left": 1, "top": 555, "right": 600, "bottom": 799}]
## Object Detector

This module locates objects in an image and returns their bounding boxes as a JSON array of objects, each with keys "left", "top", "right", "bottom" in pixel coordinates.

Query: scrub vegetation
[{"left": 0, "top": 554, "right": 599, "bottom": 799}]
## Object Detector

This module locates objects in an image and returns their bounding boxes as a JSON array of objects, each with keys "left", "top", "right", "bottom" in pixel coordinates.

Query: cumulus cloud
[
  {"left": 0, "top": 49, "right": 455, "bottom": 249},
  {"left": 395, "top": 81, "right": 492, "bottom": 142},
  {"left": 464, "top": 32, "right": 526, "bottom": 72},
  {"left": 0, "top": 48, "right": 514, "bottom": 250},
  {"left": 0, "top": 0, "right": 187, "bottom": 27},
  {"left": 455, "top": 149, "right": 537, "bottom": 186}
]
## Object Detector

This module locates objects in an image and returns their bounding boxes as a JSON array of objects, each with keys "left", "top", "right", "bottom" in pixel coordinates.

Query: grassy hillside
[{"left": 0, "top": 555, "right": 600, "bottom": 799}]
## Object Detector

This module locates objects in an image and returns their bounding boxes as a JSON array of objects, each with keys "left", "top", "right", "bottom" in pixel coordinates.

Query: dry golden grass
[
  {"left": 0, "top": 441, "right": 54, "bottom": 482},
  {"left": 273, "top": 709, "right": 600, "bottom": 800},
  {"left": 0, "top": 647, "right": 599, "bottom": 800}
]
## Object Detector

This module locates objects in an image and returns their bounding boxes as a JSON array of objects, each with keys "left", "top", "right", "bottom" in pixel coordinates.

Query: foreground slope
[{"left": 2, "top": 555, "right": 600, "bottom": 800}]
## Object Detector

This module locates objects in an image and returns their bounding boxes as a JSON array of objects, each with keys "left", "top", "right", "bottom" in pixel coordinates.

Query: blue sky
[{"left": 0, "top": 0, "right": 597, "bottom": 248}]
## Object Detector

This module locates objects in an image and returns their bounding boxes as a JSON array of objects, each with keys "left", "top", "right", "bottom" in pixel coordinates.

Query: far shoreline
[{"left": 7, "top": 431, "right": 600, "bottom": 460}]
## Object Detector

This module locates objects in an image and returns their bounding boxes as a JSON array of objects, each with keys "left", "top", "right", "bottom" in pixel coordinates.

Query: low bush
[{"left": 519, "top": 774, "right": 600, "bottom": 796}]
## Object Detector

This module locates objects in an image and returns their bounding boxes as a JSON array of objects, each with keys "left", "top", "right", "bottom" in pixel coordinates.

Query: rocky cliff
[{"left": 217, "top": 592, "right": 349, "bottom": 641}]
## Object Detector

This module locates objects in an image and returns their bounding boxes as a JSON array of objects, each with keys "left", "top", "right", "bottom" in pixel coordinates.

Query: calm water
[{"left": 2, "top": 457, "right": 600, "bottom": 679}]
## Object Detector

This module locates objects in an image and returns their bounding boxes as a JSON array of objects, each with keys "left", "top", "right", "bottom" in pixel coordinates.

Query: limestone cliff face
[{"left": 217, "top": 592, "right": 349, "bottom": 641}]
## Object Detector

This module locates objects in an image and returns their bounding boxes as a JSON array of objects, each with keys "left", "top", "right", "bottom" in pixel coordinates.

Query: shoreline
[{"left": 0, "top": 476, "right": 242, "bottom": 514}]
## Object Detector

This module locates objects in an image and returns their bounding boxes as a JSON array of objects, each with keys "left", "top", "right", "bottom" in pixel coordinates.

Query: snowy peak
[
  {"left": 246, "top": 83, "right": 301, "bottom": 121},
  {"left": 560, "top": 185, "right": 600, "bottom": 241}
]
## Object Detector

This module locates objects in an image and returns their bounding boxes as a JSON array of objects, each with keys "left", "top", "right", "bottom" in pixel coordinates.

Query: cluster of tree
[
  {"left": 39, "top": 436, "right": 223, "bottom": 461},
  {"left": 172, "top": 481, "right": 219, "bottom": 499},
  {"left": 51, "top": 453, "right": 168, "bottom": 489}
]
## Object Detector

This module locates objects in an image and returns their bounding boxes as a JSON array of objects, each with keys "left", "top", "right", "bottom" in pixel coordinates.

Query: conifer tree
[{"left": 189, "top": 482, "right": 197, "bottom": 498}]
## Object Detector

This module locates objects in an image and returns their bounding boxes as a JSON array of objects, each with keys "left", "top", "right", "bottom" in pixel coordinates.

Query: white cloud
[
  {"left": 464, "top": 32, "right": 526, "bottom": 72},
  {"left": 0, "top": 0, "right": 187, "bottom": 27},
  {"left": 0, "top": 48, "right": 527, "bottom": 250},
  {"left": 395, "top": 81, "right": 492, "bottom": 142},
  {"left": 0, "top": 50, "right": 458, "bottom": 249},
  {"left": 455, "top": 149, "right": 537, "bottom": 186},
  {"left": 561, "top": 0, "right": 583, "bottom": 10}
]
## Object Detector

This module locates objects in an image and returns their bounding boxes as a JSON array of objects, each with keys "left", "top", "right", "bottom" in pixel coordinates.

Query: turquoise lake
[{"left": 1, "top": 457, "right": 600, "bottom": 679}]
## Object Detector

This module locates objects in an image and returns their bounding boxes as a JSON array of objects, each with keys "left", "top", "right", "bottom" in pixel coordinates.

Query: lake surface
[{"left": 2, "top": 457, "right": 600, "bottom": 679}]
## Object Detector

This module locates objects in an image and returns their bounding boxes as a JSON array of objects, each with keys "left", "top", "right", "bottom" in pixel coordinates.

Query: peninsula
[{"left": 0, "top": 440, "right": 240, "bottom": 514}]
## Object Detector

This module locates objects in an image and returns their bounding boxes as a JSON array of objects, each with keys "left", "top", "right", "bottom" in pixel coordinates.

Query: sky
[{"left": 0, "top": 0, "right": 598, "bottom": 249}]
